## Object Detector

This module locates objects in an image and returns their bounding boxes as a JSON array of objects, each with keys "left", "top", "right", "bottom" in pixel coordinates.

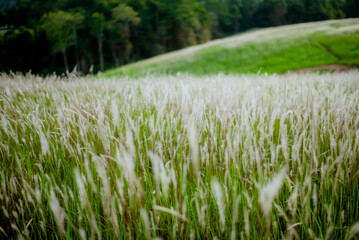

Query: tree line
[{"left": 0, "top": 0, "right": 358, "bottom": 74}]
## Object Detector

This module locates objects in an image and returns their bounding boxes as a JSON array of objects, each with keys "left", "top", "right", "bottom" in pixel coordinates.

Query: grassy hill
[{"left": 104, "top": 19, "right": 359, "bottom": 78}]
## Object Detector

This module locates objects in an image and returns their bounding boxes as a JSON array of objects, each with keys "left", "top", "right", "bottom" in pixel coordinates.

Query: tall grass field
[{"left": 1, "top": 71, "right": 359, "bottom": 239}]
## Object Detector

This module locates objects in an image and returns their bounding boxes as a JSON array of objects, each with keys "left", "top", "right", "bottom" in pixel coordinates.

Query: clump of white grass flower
[
  {"left": 212, "top": 178, "right": 226, "bottom": 233},
  {"left": 49, "top": 189, "right": 67, "bottom": 237},
  {"left": 259, "top": 168, "right": 286, "bottom": 224}
]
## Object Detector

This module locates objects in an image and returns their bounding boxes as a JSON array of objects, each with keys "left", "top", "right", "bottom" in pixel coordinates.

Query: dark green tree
[
  {"left": 110, "top": 3, "right": 141, "bottom": 64},
  {"left": 254, "top": 0, "right": 288, "bottom": 27},
  {"left": 41, "top": 10, "right": 76, "bottom": 73},
  {"left": 89, "top": 12, "right": 106, "bottom": 72},
  {"left": 68, "top": 9, "right": 85, "bottom": 70}
]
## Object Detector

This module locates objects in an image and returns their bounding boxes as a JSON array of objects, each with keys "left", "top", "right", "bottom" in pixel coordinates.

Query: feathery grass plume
[
  {"left": 0, "top": 226, "right": 7, "bottom": 238},
  {"left": 153, "top": 205, "right": 189, "bottom": 222},
  {"left": 140, "top": 208, "right": 151, "bottom": 239},
  {"left": 39, "top": 129, "right": 49, "bottom": 155},
  {"left": 4, "top": 86, "right": 12, "bottom": 98},
  {"left": 116, "top": 149, "right": 143, "bottom": 200},
  {"left": 111, "top": 98, "right": 119, "bottom": 128},
  {"left": 287, "top": 184, "right": 298, "bottom": 218},
  {"left": 280, "top": 122, "right": 289, "bottom": 162},
  {"left": 84, "top": 158, "right": 97, "bottom": 194},
  {"left": 187, "top": 118, "right": 200, "bottom": 172},
  {"left": 348, "top": 221, "right": 359, "bottom": 239},
  {"left": 79, "top": 228, "right": 86, "bottom": 240},
  {"left": 149, "top": 151, "right": 171, "bottom": 198},
  {"left": 9, "top": 176, "right": 18, "bottom": 196},
  {"left": 259, "top": 168, "right": 286, "bottom": 225},
  {"left": 90, "top": 212, "right": 101, "bottom": 240},
  {"left": 325, "top": 226, "right": 334, "bottom": 240},
  {"left": 312, "top": 184, "right": 318, "bottom": 216},
  {"left": 194, "top": 190, "right": 208, "bottom": 231},
  {"left": 1, "top": 116, "right": 9, "bottom": 137},
  {"left": 211, "top": 178, "right": 226, "bottom": 233},
  {"left": 74, "top": 168, "right": 89, "bottom": 210},
  {"left": 95, "top": 157, "right": 113, "bottom": 219},
  {"left": 244, "top": 206, "right": 250, "bottom": 239},
  {"left": 49, "top": 189, "right": 67, "bottom": 237},
  {"left": 231, "top": 195, "right": 241, "bottom": 240},
  {"left": 2, "top": 206, "right": 9, "bottom": 218}
]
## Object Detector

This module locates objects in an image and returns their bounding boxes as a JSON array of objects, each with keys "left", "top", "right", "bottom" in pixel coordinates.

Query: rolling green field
[
  {"left": 1, "top": 71, "right": 359, "bottom": 239},
  {"left": 104, "top": 19, "right": 359, "bottom": 78}
]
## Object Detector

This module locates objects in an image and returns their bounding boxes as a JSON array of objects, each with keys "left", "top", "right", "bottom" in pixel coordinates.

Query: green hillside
[{"left": 104, "top": 19, "right": 359, "bottom": 77}]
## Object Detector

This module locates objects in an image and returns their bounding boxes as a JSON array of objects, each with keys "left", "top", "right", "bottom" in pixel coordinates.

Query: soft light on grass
[{"left": 0, "top": 71, "right": 359, "bottom": 239}]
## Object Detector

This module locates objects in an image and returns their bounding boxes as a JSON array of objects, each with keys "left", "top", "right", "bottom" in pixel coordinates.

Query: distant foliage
[{"left": 0, "top": 0, "right": 358, "bottom": 74}]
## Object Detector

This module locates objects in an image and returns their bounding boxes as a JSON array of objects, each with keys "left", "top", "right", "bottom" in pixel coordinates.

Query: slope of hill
[{"left": 104, "top": 19, "right": 359, "bottom": 77}]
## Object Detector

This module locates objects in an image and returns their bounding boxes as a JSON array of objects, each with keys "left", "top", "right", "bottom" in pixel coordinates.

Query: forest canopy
[{"left": 0, "top": 0, "right": 358, "bottom": 74}]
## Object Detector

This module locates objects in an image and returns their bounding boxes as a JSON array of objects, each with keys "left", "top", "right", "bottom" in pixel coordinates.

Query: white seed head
[{"left": 259, "top": 168, "right": 286, "bottom": 222}]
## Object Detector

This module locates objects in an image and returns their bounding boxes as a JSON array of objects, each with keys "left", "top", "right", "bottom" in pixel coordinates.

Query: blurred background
[{"left": 0, "top": 0, "right": 358, "bottom": 75}]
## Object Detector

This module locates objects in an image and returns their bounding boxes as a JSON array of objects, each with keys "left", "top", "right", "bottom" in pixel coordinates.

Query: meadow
[
  {"left": 1, "top": 71, "right": 359, "bottom": 239},
  {"left": 104, "top": 19, "right": 359, "bottom": 78}
]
